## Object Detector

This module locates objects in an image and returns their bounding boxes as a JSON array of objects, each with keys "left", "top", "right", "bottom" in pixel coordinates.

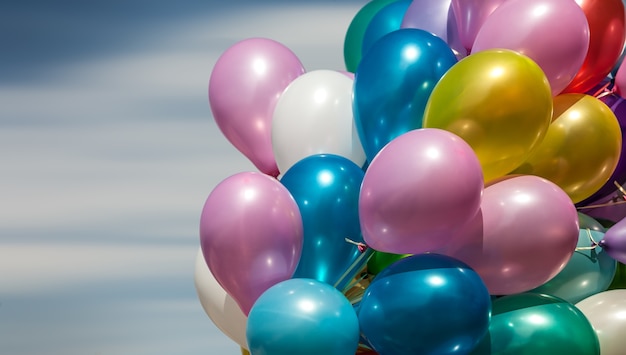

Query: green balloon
[
  {"left": 343, "top": 0, "right": 398, "bottom": 72},
  {"left": 366, "top": 251, "right": 410, "bottom": 275},
  {"left": 578, "top": 212, "right": 606, "bottom": 232},
  {"left": 472, "top": 293, "right": 600, "bottom": 354},
  {"left": 608, "top": 262, "right": 626, "bottom": 289}
]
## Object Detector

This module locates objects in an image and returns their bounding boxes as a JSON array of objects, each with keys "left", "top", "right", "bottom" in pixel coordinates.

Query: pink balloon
[
  {"left": 359, "top": 128, "right": 484, "bottom": 254},
  {"left": 471, "top": 0, "right": 590, "bottom": 96},
  {"left": 614, "top": 59, "right": 626, "bottom": 98},
  {"left": 199, "top": 172, "right": 303, "bottom": 315},
  {"left": 209, "top": 38, "right": 305, "bottom": 177},
  {"left": 451, "top": 0, "right": 507, "bottom": 54},
  {"left": 437, "top": 175, "right": 579, "bottom": 295}
]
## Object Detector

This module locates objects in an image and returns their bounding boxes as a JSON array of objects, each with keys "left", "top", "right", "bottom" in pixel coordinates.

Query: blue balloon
[
  {"left": 247, "top": 278, "right": 360, "bottom": 355},
  {"left": 528, "top": 229, "right": 616, "bottom": 304},
  {"left": 361, "top": 0, "right": 412, "bottom": 57},
  {"left": 353, "top": 28, "right": 458, "bottom": 162},
  {"left": 280, "top": 154, "right": 365, "bottom": 290},
  {"left": 358, "top": 253, "right": 491, "bottom": 355}
]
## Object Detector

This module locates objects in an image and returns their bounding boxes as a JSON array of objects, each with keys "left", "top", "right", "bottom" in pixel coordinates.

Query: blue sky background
[{"left": 0, "top": 1, "right": 368, "bottom": 353}]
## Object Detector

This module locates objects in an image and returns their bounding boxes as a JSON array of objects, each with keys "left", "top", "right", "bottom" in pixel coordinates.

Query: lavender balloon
[
  {"left": 199, "top": 172, "right": 303, "bottom": 315},
  {"left": 600, "top": 217, "right": 626, "bottom": 264},
  {"left": 451, "top": 0, "right": 507, "bottom": 54},
  {"left": 401, "top": 0, "right": 464, "bottom": 56}
]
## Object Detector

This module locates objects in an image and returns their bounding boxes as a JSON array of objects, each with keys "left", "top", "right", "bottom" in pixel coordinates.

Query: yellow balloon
[
  {"left": 513, "top": 93, "right": 622, "bottom": 203},
  {"left": 241, "top": 347, "right": 250, "bottom": 355},
  {"left": 423, "top": 49, "right": 553, "bottom": 182}
]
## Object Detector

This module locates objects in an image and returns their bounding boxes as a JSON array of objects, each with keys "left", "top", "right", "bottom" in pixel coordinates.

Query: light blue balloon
[
  {"left": 247, "top": 278, "right": 360, "bottom": 355},
  {"left": 353, "top": 28, "right": 458, "bottom": 162},
  {"left": 528, "top": 229, "right": 616, "bottom": 304},
  {"left": 361, "top": 0, "right": 412, "bottom": 57},
  {"left": 280, "top": 154, "right": 365, "bottom": 290}
]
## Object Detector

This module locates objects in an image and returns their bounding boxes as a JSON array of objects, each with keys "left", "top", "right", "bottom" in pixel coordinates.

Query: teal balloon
[
  {"left": 578, "top": 212, "right": 606, "bottom": 232},
  {"left": 472, "top": 293, "right": 600, "bottom": 355},
  {"left": 353, "top": 28, "right": 457, "bottom": 162},
  {"left": 359, "top": 254, "right": 491, "bottom": 355},
  {"left": 247, "top": 278, "right": 359, "bottom": 355},
  {"left": 529, "top": 229, "right": 616, "bottom": 304},
  {"left": 280, "top": 154, "right": 365, "bottom": 290},
  {"left": 361, "top": 0, "right": 412, "bottom": 57}
]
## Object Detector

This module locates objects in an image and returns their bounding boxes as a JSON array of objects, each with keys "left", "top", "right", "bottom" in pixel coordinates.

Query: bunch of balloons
[{"left": 195, "top": 0, "right": 626, "bottom": 354}]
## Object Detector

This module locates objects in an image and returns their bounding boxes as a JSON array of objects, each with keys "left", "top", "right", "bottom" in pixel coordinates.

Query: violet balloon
[
  {"left": 451, "top": 0, "right": 507, "bottom": 54},
  {"left": 600, "top": 217, "right": 626, "bottom": 264},
  {"left": 471, "top": 0, "right": 590, "bottom": 96},
  {"left": 359, "top": 128, "right": 484, "bottom": 254},
  {"left": 199, "top": 172, "right": 303, "bottom": 315},
  {"left": 209, "top": 38, "right": 305, "bottom": 177}
]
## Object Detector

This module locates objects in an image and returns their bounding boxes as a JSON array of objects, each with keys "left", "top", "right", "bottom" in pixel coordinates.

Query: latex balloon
[
  {"left": 473, "top": 293, "right": 600, "bottom": 354},
  {"left": 359, "top": 128, "right": 484, "bottom": 254},
  {"left": 576, "top": 289, "right": 626, "bottom": 355},
  {"left": 563, "top": 0, "right": 626, "bottom": 94},
  {"left": 361, "top": 0, "right": 412, "bottom": 57},
  {"left": 599, "top": 216, "right": 626, "bottom": 264},
  {"left": 209, "top": 38, "right": 305, "bottom": 177},
  {"left": 246, "top": 278, "right": 360, "bottom": 355},
  {"left": 358, "top": 254, "right": 491, "bottom": 355},
  {"left": 367, "top": 251, "right": 410, "bottom": 275},
  {"left": 579, "top": 212, "right": 607, "bottom": 232},
  {"left": 199, "top": 172, "right": 303, "bottom": 315},
  {"left": 272, "top": 70, "right": 366, "bottom": 175},
  {"left": 437, "top": 175, "right": 580, "bottom": 295},
  {"left": 609, "top": 262, "right": 626, "bottom": 289},
  {"left": 353, "top": 29, "right": 458, "bottom": 161},
  {"left": 280, "top": 154, "right": 366, "bottom": 290},
  {"left": 401, "top": 0, "right": 465, "bottom": 57},
  {"left": 194, "top": 249, "right": 248, "bottom": 350},
  {"left": 241, "top": 348, "right": 250, "bottom": 355},
  {"left": 452, "top": 0, "right": 507, "bottom": 55},
  {"left": 423, "top": 49, "right": 553, "bottom": 183},
  {"left": 528, "top": 229, "right": 616, "bottom": 304},
  {"left": 513, "top": 94, "right": 622, "bottom": 203},
  {"left": 471, "top": 0, "right": 590, "bottom": 96},
  {"left": 344, "top": 0, "right": 400, "bottom": 72}
]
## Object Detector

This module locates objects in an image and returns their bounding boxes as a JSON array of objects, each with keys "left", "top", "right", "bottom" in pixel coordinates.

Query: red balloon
[{"left": 563, "top": 0, "right": 626, "bottom": 94}]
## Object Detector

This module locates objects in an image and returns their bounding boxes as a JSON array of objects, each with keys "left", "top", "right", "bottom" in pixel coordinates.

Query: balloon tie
[
  {"left": 345, "top": 238, "right": 368, "bottom": 253},
  {"left": 575, "top": 229, "right": 599, "bottom": 251}
]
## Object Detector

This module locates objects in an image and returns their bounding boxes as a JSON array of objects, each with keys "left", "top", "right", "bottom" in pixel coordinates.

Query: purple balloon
[
  {"left": 600, "top": 216, "right": 626, "bottom": 263},
  {"left": 199, "top": 172, "right": 303, "bottom": 315},
  {"left": 359, "top": 128, "right": 484, "bottom": 254},
  {"left": 451, "top": 0, "right": 507, "bottom": 54},
  {"left": 209, "top": 38, "right": 305, "bottom": 177}
]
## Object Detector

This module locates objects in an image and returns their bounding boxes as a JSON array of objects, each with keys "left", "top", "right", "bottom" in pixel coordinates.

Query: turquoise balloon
[
  {"left": 353, "top": 28, "right": 457, "bottom": 162},
  {"left": 529, "top": 229, "right": 616, "bottom": 303},
  {"left": 472, "top": 293, "right": 600, "bottom": 354},
  {"left": 247, "top": 278, "right": 360, "bottom": 355},
  {"left": 280, "top": 154, "right": 365, "bottom": 290},
  {"left": 361, "top": 0, "right": 412, "bottom": 57}
]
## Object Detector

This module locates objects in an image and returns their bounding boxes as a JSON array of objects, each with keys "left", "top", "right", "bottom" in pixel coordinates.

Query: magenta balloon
[
  {"left": 471, "top": 0, "right": 590, "bottom": 96},
  {"left": 359, "top": 128, "right": 484, "bottom": 254},
  {"left": 600, "top": 216, "right": 626, "bottom": 264},
  {"left": 199, "top": 172, "right": 303, "bottom": 315},
  {"left": 209, "top": 38, "right": 305, "bottom": 177},
  {"left": 451, "top": 0, "right": 507, "bottom": 54},
  {"left": 438, "top": 175, "right": 579, "bottom": 295},
  {"left": 615, "top": 59, "right": 626, "bottom": 97}
]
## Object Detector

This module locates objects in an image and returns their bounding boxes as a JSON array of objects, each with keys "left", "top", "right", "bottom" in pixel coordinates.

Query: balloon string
[
  {"left": 344, "top": 238, "right": 368, "bottom": 252},
  {"left": 334, "top": 239, "right": 374, "bottom": 290},
  {"left": 591, "top": 80, "right": 613, "bottom": 98},
  {"left": 575, "top": 228, "right": 598, "bottom": 251},
  {"left": 577, "top": 181, "right": 626, "bottom": 210}
]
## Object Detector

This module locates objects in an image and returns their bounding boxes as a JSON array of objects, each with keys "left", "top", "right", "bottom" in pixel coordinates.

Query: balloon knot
[{"left": 345, "top": 238, "right": 368, "bottom": 253}]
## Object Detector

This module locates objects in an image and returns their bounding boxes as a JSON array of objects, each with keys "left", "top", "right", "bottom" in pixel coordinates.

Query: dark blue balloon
[
  {"left": 354, "top": 28, "right": 458, "bottom": 162},
  {"left": 247, "top": 278, "right": 360, "bottom": 355},
  {"left": 361, "top": 0, "right": 412, "bottom": 57},
  {"left": 358, "top": 253, "right": 491, "bottom": 355},
  {"left": 280, "top": 154, "right": 365, "bottom": 290}
]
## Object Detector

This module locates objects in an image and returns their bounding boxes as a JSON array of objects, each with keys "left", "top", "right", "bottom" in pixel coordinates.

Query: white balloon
[
  {"left": 576, "top": 289, "right": 626, "bottom": 355},
  {"left": 272, "top": 69, "right": 366, "bottom": 174},
  {"left": 194, "top": 248, "right": 248, "bottom": 349}
]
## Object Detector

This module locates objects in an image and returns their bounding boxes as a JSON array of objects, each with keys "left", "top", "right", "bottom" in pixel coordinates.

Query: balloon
[
  {"left": 471, "top": 0, "right": 590, "bottom": 96},
  {"left": 199, "top": 172, "right": 303, "bottom": 315},
  {"left": 359, "top": 128, "right": 484, "bottom": 254},
  {"left": 452, "top": 0, "right": 507, "bottom": 55},
  {"left": 246, "top": 278, "right": 360, "bottom": 355},
  {"left": 361, "top": 0, "right": 412, "bottom": 57},
  {"left": 241, "top": 348, "right": 250, "bottom": 355},
  {"left": 609, "top": 262, "right": 626, "bottom": 289},
  {"left": 599, "top": 216, "right": 626, "bottom": 264},
  {"left": 272, "top": 70, "right": 366, "bottom": 175},
  {"left": 528, "top": 229, "right": 616, "bottom": 304},
  {"left": 422, "top": 49, "right": 553, "bottom": 183},
  {"left": 344, "top": 0, "right": 400, "bottom": 72},
  {"left": 366, "top": 251, "right": 410, "bottom": 275},
  {"left": 579, "top": 212, "right": 607, "bottom": 232},
  {"left": 473, "top": 293, "right": 600, "bottom": 354},
  {"left": 401, "top": 0, "right": 465, "bottom": 57},
  {"left": 353, "top": 29, "right": 458, "bottom": 161},
  {"left": 576, "top": 289, "right": 626, "bottom": 355},
  {"left": 209, "top": 38, "right": 305, "bottom": 177},
  {"left": 358, "top": 254, "right": 491, "bottom": 355},
  {"left": 279, "top": 154, "right": 366, "bottom": 290},
  {"left": 615, "top": 58, "right": 626, "bottom": 96},
  {"left": 577, "top": 94, "right": 626, "bottom": 205},
  {"left": 563, "top": 0, "right": 626, "bottom": 94},
  {"left": 194, "top": 249, "right": 248, "bottom": 350},
  {"left": 437, "top": 175, "right": 580, "bottom": 295},
  {"left": 512, "top": 94, "right": 622, "bottom": 203}
]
